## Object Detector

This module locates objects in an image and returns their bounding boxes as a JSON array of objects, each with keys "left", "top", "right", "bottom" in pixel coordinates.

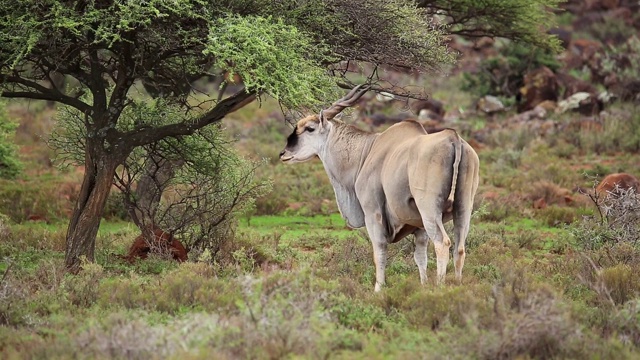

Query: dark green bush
[
  {"left": 0, "top": 102, "right": 22, "bottom": 179},
  {"left": 461, "top": 41, "right": 560, "bottom": 98}
]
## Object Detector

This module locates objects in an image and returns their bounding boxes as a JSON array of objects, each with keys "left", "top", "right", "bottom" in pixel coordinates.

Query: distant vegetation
[
  {"left": 2, "top": 0, "right": 640, "bottom": 358},
  {"left": 0, "top": 102, "right": 21, "bottom": 178}
]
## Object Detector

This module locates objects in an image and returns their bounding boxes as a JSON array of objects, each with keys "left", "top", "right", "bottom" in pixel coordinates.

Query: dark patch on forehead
[
  {"left": 286, "top": 126, "right": 299, "bottom": 148},
  {"left": 297, "top": 115, "right": 319, "bottom": 131}
]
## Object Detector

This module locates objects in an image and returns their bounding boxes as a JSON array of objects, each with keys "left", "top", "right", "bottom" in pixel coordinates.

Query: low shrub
[
  {"left": 330, "top": 295, "right": 388, "bottom": 331},
  {"left": 316, "top": 233, "right": 373, "bottom": 290},
  {"left": 477, "top": 196, "right": 524, "bottom": 222},
  {"left": 0, "top": 179, "right": 71, "bottom": 222},
  {"left": 6, "top": 226, "right": 67, "bottom": 253},
  {"left": 608, "top": 299, "right": 640, "bottom": 348},
  {"left": 570, "top": 186, "right": 640, "bottom": 250},
  {"left": 387, "top": 283, "right": 491, "bottom": 330},
  {"left": 487, "top": 289, "right": 581, "bottom": 359},
  {"left": 100, "top": 263, "right": 242, "bottom": 313},
  {"left": 0, "top": 262, "right": 29, "bottom": 326},
  {"left": 528, "top": 180, "right": 571, "bottom": 206},
  {"left": 559, "top": 105, "right": 640, "bottom": 155},
  {"left": 102, "top": 191, "right": 130, "bottom": 221},
  {"left": 61, "top": 259, "right": 104, "bottom": 308},
  {"left": 600, "top": 264, "right": 640, "bottom": 306},
  {"left": 536, "top": 205, "right": 579, "bottom": 227}
]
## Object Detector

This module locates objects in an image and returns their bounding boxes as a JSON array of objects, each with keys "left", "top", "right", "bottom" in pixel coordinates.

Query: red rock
[
  {"left": 596, "top": 173, "right": 640, "bottom": 198},
  {"left": 126, "top": 227, "right": 188, "bottom": 262}
]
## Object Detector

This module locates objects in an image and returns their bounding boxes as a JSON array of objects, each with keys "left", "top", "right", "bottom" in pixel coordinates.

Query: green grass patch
[{"left": 241, "top": 213, "right": 355, "bottom": 243}]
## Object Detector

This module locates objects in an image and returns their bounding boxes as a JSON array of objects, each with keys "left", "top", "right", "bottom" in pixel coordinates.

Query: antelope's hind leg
[{"left": 413, "top": 229, "right": 429, "bottom": 285}]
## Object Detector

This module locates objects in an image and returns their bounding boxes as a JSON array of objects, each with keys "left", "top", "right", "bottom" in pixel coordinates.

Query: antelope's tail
[{"left": 447, "top": 131, "right": 462, "bottom": 204}]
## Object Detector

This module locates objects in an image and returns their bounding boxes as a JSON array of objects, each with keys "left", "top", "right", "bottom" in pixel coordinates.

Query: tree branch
[
  {"left": 88, "top": 45, "right": 108, "bottom": 115},
  {"left": 108, "top": 35, "right": 135, "bottom": 118},
  {"left": 336, "top": 81, "right": 430, "bottom": 101},
  {"left": 0, "top": 75, "right": 91, "bottom": 113},
  {"left": 121, "top": 89, "right": 257, "bottom": 150}
]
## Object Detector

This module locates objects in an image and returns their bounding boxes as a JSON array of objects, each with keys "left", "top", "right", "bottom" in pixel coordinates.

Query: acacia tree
[
  {"left": 0, "top": 0, "right": 558, "bottom": 271},
  {"left": 51, "top": 99, "right": 271, "bottom": 259}
]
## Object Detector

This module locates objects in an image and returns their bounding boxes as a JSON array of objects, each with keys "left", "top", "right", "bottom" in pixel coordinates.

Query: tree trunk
[
  {"left": 126, "top": 156, "right": 184, "bottom": 231},
  {"left": 64, "top": 147, "right": 122, "bottom": 272}
]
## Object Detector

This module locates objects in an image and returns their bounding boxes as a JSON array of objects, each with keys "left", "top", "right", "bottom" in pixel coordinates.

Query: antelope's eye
[{"left": 306, "top": 127, "right": 315, "bottom": 133}]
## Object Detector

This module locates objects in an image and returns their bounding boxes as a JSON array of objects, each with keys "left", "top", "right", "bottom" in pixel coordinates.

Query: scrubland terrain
[{"left": 2, "top": 2, "right": 640, "bottom": 359}]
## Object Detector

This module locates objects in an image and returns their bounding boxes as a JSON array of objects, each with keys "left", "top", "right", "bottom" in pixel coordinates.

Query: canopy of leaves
[
  {"left": 204, "top": 15, "right": 336, "bottom": 109},
  {"left": 417, "top": 0, "right": 562, "bottom": 52},
  {"left": 0, "top": 0, "right": 455, "bottom": 112}
]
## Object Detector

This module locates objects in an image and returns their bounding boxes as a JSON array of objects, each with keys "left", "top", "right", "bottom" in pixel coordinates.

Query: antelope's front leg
[{"left": 365, "top": 215, "right": 390, "bottom": 292}]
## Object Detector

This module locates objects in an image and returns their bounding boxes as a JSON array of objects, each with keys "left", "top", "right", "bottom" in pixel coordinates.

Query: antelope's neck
[{"left": 319, "top": 122, "right": 377, "bottom": 187}]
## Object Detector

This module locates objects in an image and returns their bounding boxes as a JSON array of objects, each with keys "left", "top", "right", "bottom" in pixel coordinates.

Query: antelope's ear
[{"left": 318, "top": 110, "right": 327, "bottom": 130}]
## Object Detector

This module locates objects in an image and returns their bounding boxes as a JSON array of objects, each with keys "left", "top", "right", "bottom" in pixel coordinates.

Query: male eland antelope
[{"left": 280, "top": 86, "right": 480, "bottom": 292}]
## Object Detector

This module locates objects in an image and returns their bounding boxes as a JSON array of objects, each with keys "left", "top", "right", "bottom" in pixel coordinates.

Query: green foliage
[
  {"left": 598, "top": 36, "right": 640, "bottom": 101},
  {"left": 590, "top": 18, "right": 639, "bottom": 47},
  {"left": 461, "top": 41, "right": 560, "bottom": 98},
  {"left": 102, "top": 191, "right": 130, "bottom": 221},
  {"left": 129, "top": 257, "right": 178, "bottom": 276},
  {"left": 601, "top": 264, "right": 640, "bottom": 306},
  {"left": 331, "top": 296, "right": 388, "bottom": 331},
  {"left": 206, "top": 15, "right": 335, "bottom": 109},
  {"left": 536, "top": 205, "right": 580, "bottom": 228},
  {"left": 477, "top": 199, "right": 517, "bottom": 222},
  {"left": 0, "top": 102, "right": 21, "bottom": 179},
  {"left": 422, "top": 0, "right": 562, "bottom": 51},
  {"left": 0, "top": 0, "right": 455, "bottom": 110},
  {"left": 601, "top": 36, "right": 640, "bottom": 78},
  {"left": 609, "top": 300, "right": 640, "bottom": 347}
]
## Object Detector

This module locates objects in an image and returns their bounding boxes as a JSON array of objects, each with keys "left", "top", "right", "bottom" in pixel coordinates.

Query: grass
[
  {"left": 2, "top": 205, "right": 640, "bottom": 358},
  {"left": 241, "top": 213, "right": 354, "bottom": 241},
  {"left": 10, "top": 219, "right": 135, "bottom": 235}
]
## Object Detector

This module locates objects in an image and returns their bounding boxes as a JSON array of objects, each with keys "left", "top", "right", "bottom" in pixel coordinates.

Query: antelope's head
[{"left": 279, "top": 85, "right": 369, "bottom": 163}]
